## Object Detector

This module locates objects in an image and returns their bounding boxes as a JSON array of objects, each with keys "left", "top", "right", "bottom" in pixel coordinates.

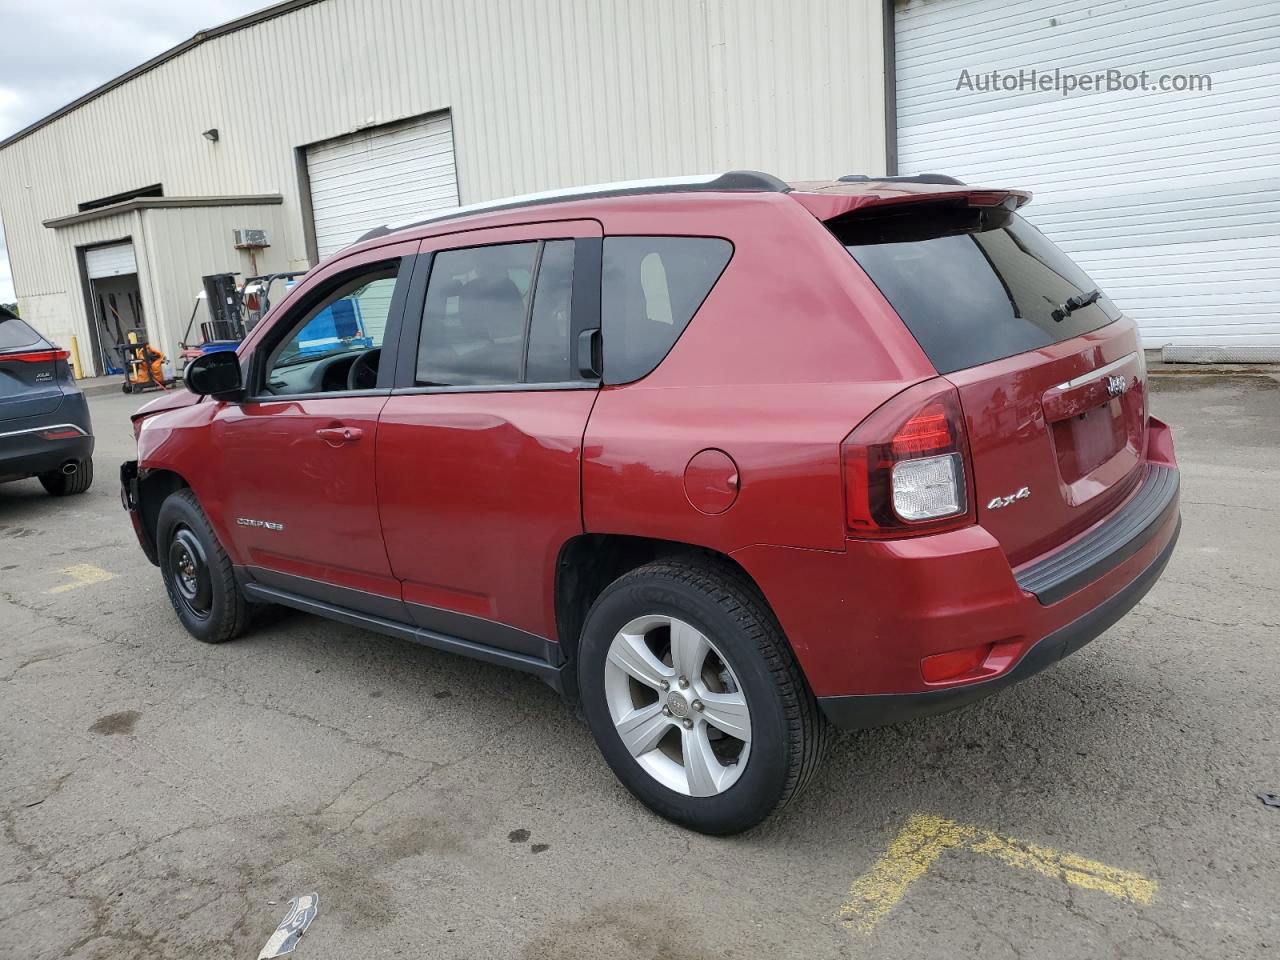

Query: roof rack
[
  {"left": 356, "top": 170, "right": 789, "bottom": 245},
  {"left": 838, "top": 173, "right": 966, "bottom": 186}
]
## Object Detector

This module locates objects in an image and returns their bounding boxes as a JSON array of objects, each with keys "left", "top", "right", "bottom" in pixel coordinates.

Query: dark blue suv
[{"left": 0, "top": 305, "right": 94, "bottom": 495}]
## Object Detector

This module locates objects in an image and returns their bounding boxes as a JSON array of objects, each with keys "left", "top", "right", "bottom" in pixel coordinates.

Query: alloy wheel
[{"left": 603, "top": 614, "right": 752, "bottom": 797}]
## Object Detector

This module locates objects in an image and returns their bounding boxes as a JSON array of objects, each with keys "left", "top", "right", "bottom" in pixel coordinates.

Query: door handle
[{"left": 315, "top": 426, "right": 363, "bottom": 443}]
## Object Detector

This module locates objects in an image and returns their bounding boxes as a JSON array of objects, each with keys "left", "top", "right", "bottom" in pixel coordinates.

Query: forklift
[{"left": 177, "top": 271, "right": 308, "bottom": 372}]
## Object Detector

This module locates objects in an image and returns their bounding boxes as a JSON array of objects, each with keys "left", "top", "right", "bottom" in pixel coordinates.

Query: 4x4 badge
[
  {"left": 987, "top": 487, "right": 1031, "bottom": 510},
  {"left": 1107, "top": 374, "right": 1128, "bottom": 397}
]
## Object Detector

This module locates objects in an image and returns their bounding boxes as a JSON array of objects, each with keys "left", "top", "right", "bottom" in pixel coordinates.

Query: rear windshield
[
  {"left": 0, "top": 313, "right": 42, "bottom": 351},
  {"left": 834, "top": 204, "right": 1120, "bottom": 374}
]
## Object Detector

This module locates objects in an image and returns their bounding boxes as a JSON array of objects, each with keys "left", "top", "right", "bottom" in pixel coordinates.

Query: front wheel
[
  {"left": 578, "top": 559, "right": 829, "bottom": 834},
  {"left": 156, "top": 488, "right": 249, "bottom": 643}
]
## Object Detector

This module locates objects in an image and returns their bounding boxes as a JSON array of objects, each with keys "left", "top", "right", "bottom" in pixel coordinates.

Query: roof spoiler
[
  {"left": 838, "top": 173, "right": 967, "bottom": 186},
  {"left": 794, "top": 185, "right": 1032, "bottom": 224}
]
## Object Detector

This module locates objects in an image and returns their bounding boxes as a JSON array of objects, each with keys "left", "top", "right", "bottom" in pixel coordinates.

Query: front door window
[{"left": 264, "top": 265, "right": 398, "bottom": 395}]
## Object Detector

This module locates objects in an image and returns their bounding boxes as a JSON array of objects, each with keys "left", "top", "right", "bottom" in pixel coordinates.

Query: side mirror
[{"left": 184, "top": 350, "right": 244, "bottom": 398}]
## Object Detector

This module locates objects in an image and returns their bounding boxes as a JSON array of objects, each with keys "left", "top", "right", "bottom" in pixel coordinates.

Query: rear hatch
[
  {"left": 830, "top": 194, "right": 1147, "bottom": 565},
  {"left": 0, "top": 311, "right": 67, "bottom": 422}
]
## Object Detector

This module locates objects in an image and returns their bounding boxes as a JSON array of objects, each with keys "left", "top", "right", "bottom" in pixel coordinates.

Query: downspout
[{"left": 882, "top": 0, "right": 898, "bottom": 176}]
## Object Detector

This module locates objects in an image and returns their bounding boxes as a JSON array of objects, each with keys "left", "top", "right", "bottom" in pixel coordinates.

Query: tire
[
  {"left": 156, "top": 488, "right": 249, "bottom": 643},
  {"left": 577, "top": 558, "right": 830, "bottom": 834},
  {"left": 38, "top": 458, "right": 93, "bottom": 496}
]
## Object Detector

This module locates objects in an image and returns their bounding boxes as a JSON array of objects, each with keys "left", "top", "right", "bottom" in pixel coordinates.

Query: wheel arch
[
  {"left": 554, "top": 533, "right": 788, "bottom": 685},
  {"left": 136, "top": 467, "right": 191, "bottom": 563}
]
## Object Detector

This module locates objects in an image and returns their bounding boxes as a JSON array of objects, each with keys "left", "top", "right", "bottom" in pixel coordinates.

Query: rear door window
[
  {"left": 601, "top": 236, "right": 732, "bottom": 384},
  {"left": 835, "top": 208, "right": 1120, "bottom": 374},
  {"left": 416, "top": 239, "right": 582, "bottom": 386},
  {"left": 418, "top": 242, "right": 539, "bottom": 386}
]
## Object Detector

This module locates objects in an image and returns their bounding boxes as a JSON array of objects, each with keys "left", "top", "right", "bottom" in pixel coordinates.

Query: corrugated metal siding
[
  {"left": 0, "top": 0, "right": 886, "bottom": 354},
  {"left": 895, "top": 0, "right": 1280, "bottom": 349},
  {"left": 306, "top": 112, "right": 459, "bottom": 257},
  {"left": 141, "top": 204, "right": 293, "bottom": 359}
]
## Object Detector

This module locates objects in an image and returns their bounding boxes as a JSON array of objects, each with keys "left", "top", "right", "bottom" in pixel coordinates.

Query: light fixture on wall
[{"left": 202, "top": 128, "right": 220, "bottom": 142}]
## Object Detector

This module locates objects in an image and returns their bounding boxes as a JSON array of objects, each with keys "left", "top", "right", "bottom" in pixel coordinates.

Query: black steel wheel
[
  {"left": 156, "top": 488, "right": 249, "bottom": 643},
  {"left": 167, "top": 525, "right": 213, "bottom": 621}
]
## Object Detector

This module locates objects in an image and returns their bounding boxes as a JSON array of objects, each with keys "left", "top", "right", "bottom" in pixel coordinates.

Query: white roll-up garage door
[
  {"left": 894, "top": 0, "right": 1280, "bottom": 356},
  {"left": 306, "top": 112, "right": 460, "bottom": 259},
  {"left": 84, "top": 242, "right": 137, "bottom": 279}
]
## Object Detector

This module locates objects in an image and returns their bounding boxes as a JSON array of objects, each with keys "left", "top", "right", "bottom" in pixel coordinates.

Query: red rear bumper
[{"left": 733, "top": 417, "right": 1180, "bottom": 728}]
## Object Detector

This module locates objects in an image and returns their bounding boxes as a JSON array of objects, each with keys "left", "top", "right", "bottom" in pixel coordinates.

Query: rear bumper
[
  {"left": 816, "top": 516, "right": 1179, "bottom": 728},
  {"left": 0, "top": 420, "right": 94, "bottom": 481},
  {"left": 733, "top": 419, "right": 1180, "bottom": 729}
]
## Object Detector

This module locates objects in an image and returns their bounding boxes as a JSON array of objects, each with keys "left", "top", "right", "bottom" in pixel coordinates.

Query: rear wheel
[
  {"left": 38, "top": 458, "right": 93, "bottom": 496},
  {"left": 578, "top": 559, "right": 829, "bottom": 834},
  {"left": 156, "top": 488, "right": 248, "bottom": 643}
]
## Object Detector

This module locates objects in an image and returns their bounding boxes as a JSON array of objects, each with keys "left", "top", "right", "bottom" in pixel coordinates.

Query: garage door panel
[
  {"left": 900, "top": 34, "right": 1278, "bottom": 126},
  {"left": 310, "top": 188, "right": 462, "bottom": 228},
  {"left": 1075, "top": 241, "right": 1280, "bottom": 281},
  {"left": 306, "top": 112, "right": 459, "bottom": 258},
  {"left": 84, "top": 242, "right": 137, "bottom": 279},
  {"left": 896, "top": 0, "right": 1280, "bottom": 349},
  {"left": 1056, "top": 222, "right": 1280, "bottom": 251},
  {"left": 897, "top": 0, "right": 1278, "bottom": 125},
  {"left": 898, "top": 0, "right": 1179, "bottom": 59},
  {"left": 899, "top": 78, "right": 1279, "bottom": 171},
  {"left": 1096, "top": 279, "right": 1279, "bottom": 298},
  {"left": 306, "top": 140, "right": 458, "bottom": 181},
  {"left": 900, "top": 62, "right": 1278, "bottom": 156},
  {"left": 310, "top": 166, "right": 460, "bottom": 201},
  {"left": 305, "top": 115, "right": 454, "bottom": 159},
  {"left": 1031, "top": 180, "right": 1280, "bottom": 224}
]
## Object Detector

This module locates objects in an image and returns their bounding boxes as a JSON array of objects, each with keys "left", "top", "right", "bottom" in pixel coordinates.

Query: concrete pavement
[{"left": 1, "top": 375, "right": 1278, "bottom": 959}]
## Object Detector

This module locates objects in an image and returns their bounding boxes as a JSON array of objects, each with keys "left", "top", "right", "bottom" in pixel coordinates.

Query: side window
[
  {"left": 418, "top": 243, "right": 537, "bottom": 386},
  {"left": 416, "top": 239, "right": 577, "bottom": 386},
  {"left": 264, "top": 263, "right": 398, "bottom": 395},
  {"left": 601, "top": 236, "right": 732, "bottom": 384}
]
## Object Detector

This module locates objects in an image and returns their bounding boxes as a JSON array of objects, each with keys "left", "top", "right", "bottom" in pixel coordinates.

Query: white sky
[{"left": 0, "top": 0, "right": 268, "bottom": 303}]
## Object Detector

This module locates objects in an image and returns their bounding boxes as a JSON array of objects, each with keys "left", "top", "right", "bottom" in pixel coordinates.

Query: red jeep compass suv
[{"left": 122, "top": 172, "right": 1179, "bottom": 834}]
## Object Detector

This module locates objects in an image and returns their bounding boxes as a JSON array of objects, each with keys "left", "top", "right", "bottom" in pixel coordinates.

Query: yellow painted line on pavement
[
  {"left": 968, "top": 830, "right": 1156, "bottom": 905},
  {"left": 838, "top": 813, "right": 1156, "bottom": 934},
  {"left": 45, "top": 563, "right": 115, "bottom": 595},
  {"left": 839, "top": 813, "right": 974, "bottom": 934}
]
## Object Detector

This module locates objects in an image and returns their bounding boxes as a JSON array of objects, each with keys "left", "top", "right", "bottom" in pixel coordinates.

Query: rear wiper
[{"left": 1052, "top": 288, "right": 1100, "bottom": 323}]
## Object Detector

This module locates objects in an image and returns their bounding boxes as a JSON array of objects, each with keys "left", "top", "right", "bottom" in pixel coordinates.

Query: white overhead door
[
  {"left": 84, "top": 242, "right": 137, "bottom": 279},
  {"left": 306, "top": 112, "right": 460, "bottom": 259},
  {"left": 894, "top": 0, "right": 1280, "bottom": 356}
]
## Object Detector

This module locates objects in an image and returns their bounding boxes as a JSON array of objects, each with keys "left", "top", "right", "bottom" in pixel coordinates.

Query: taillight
[
  {"left": 842, "top": 379, "right": 975, "bottom": 538},
  {"left": 0, "top": 349, "right": 69, "bottom": 363}
]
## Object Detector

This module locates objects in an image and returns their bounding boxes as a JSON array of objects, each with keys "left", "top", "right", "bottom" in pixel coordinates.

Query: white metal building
[
  {"left": 0, "top": 0, "right": 886, "bottom": 374},
  {"left": 0, "top": 0, "right": 1276, "bottom": 375},
  {"left": 893, "top": 0, "right": 1280, "bottom": 358}
]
